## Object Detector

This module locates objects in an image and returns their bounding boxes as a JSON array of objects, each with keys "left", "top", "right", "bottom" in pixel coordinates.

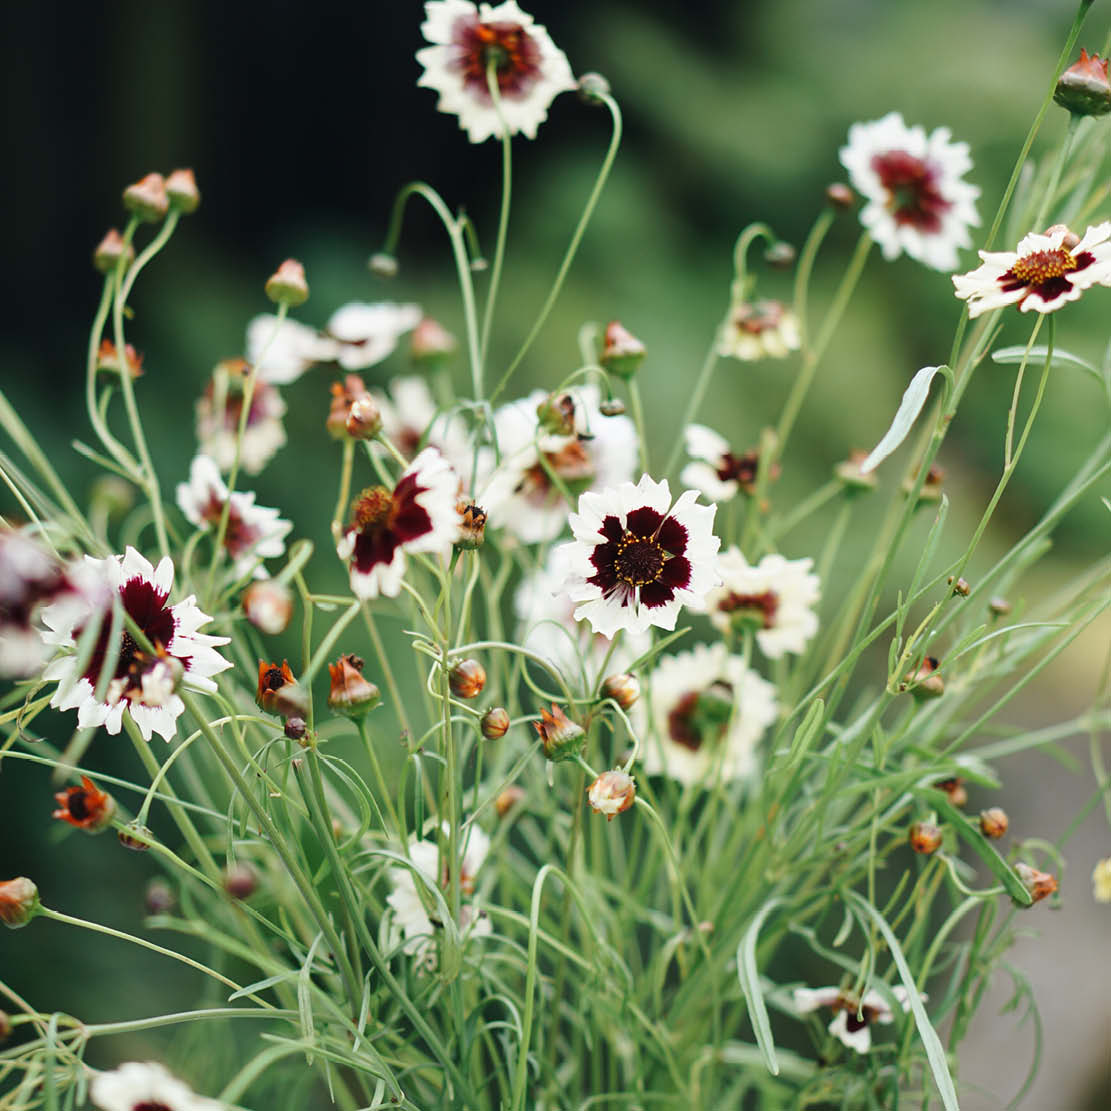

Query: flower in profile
[
  {"left": 371, "top": 375, "right": 441, "bottom": 459},
  {"left": 175, "top": 456, "right": 291, "bottom": 580},
  {"left": 0, "top": 878, "right": 40, "bottom": 929},
  {"left": 416, "top": 1, "right": 576, "bottom": 144},
  {"left": 793, "top": 985, "right": 913, "bottom": 1054},
  {"left": 952, "top": 222, "right": 1111, "bottom": 317},
  {"left": 338, "top": 448, "right": 460, "bottom": 599},
  {"left": 1092, "top": 857, "right": 1111, "bottom": 903},
  {"left": 839, "top": 111, "right": 980, "bottom": 271},
  {"left": 1054, "top": 49, "right": 1111, "bottom": 117},
  {"left": 533, "top": 703, "right": 585, "bottom": 762},
  {"left": 246, "top": 314, "right": 337, "bottom": 385},
  {"left": 327, "top": 653, "right": 381, "bottom": 717},
  {"left": 196, "top": 360, "right": 287, "bottom": 475},
  {"left": 40, "top": 549, "right": 230, "bottom": 742},
  {"left": 636, "top": 642, "right": 776, "bottom": 786},
  {"left": 90, "top": 1061, "right": 226, "bottom": 1111},
  {"left": 587, "top": 769, "right": 636, "bottom": 819},
  {"left": 53, "top": 775, "right": 116, "bottom": 833},
  {"left": 560, "top": 474, "right": 721, "bottom": 638},
  {"left": 717, "top": 300, "right": 800, "bottom": 362},
  {"left": 0, "top": 530, "right": 74, "bottom": 678},
  {"left": 326, "top": 302, "right": 422, "bottom": 370},
  {"left": 681, "top": 426, "right": 779, "bottom": 504},
  {"left": 706, "top": 549, "right": 820, "bottom": 658}
]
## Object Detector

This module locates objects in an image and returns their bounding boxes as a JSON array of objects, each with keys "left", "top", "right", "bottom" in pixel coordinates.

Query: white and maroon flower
[
  {"left": 417, "top": 0, "right": 576, "bottom": 144},
  {"left": 175, "top": 456, "right": 291, "bottom": 580},
  {"left": 338, "top": 448, "right": 460, "bottom": 599},
  {"left": 952, "top": 221, "right": 1111, "bottom": 317},
  {"left": 793, "top": 985, "right": 913, "bottom": 1054},
  {"left": 482, "top": 386, "right": 637, "bottom": 544},
  {"left": 680, "top": 425, "right": 772, "bottom": 503},
  {"left": 717, "top": 300, "right": 800, "bottom": 362},
  {"left": 707, "top": 549, "right": 820, "bottom": 658},
  {"left": 326, "top": 302, "right": 422, "bottom": 371},
  {"left": 40, "top": 548, "right": 231, "bottom": 742},
  {"left": 371, "top": 375, "right": 441, "bottom": 460},
  {"left": 0, "top": 530, "right": 74, "bottom": 678},
  {"left": 635, "top": 642, "right": 776, "bottom": 785},
  {"left": 195, "top": 359, "right": 287, "bottom": 475},
  {"left": 90, "top": 1061, "right": 226, "bottom": 1111},
  {"left": 839, "top": 112, "right": 980, "bottom": 272},
  {"left": 560, "top": 476, "right": 720, "bottom": 638},
  {"left": 246, "top": 314, "right": 338, "bottom": 385}
]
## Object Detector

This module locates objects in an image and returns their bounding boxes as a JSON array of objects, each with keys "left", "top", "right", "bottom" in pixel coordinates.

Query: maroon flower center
[
  {"left": 715, "top": 450, "right": 759, "bottom": 489},
  {"left": 66, "top": 789, "right": 92, "bottom": 821},
  {"left": 198, "top": 493, "right": 262, "bottom": 559},
  {"left": 260, "top": 666, "right": 287, "bottom": 692},
  {"left": 587, "top": 505, "right": 692, "bottom": 610},
  {"left": 81, "top": 577, "right": 176, "bottom": 689},
  {"left": 134, "top": 1103, "right": 174, "bottom": 1111},
  {"left": 349, "top": 475, "right": 433, "bottom": 575},
  {"left": 454, "top": 18, "right": 543, "bottom": 101},
  {"left": 613, "top": 536, "right": 664, "bottom": 587},
  {"left": 832, "top": 995, "right": 881, "bottom": 1032},
  {"left": 871, "top": 150, "right": 951, "bottom": 233},
  {"left": 517, "top": 440, "right": 595, "bottom": 504},
  {"left": 667, "top": 682, "right": 734, "bottom": 752},
  {"left": 716, "top": 589, "right": 779, "bottom": 629},
  {"left": 733, "top": 300, "right": 785, "bottom": 335}
]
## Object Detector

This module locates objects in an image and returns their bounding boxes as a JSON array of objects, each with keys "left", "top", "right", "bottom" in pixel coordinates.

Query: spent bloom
[
  {"left": 195, "top": 360, "right": 287, "bottom": 475},
  {"left": 793, "top": 985, "right": 913, "bottom": 1054},
  {"left": 706, "top": 549, "right": 821, "bottom": 658},
  {"left": 717, "top": 299, "right": 800, "bottom": 362},
  {"left": 681, "top": 425, "right": 777, "bottom": 503},
  {"left": 952, "top": 222, "right": 1111, "bottom": 317},
  {"left": 559, "top": 474, "right": 721, "bottom": 639},
  {"left": 416, "top": 1, "right": 576, "bottom": 143},
  {"left": 53, "top": 775, "right": 116, "bottom": 833},
  {"left": 90, "top": 1062, "right": 226, "bottom": 1111},
  {"left": 41, "top": 549, "right": 230, "bottom": 742},
  {"left": 839, "top": 111, "right": 980, "bottom": 271},
  {"left": 325, "top": 302, "right": 422, "bottom": 370}
]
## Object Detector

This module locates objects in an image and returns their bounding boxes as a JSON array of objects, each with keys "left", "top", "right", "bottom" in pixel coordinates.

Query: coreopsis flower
[
  {"left": 680, "top": 426, "right": 777, "bottom": 503},
  {"left": 587, "top": 769, "right": 636, "bottom": 819},
  {"left": 40, "top": 549, "right": 230, "bottom": 742},
  {"left": 337, "top": 448, "right": 460, "bottom": 599},
  {"left": 793, "top": 985, "right": 913, "bottom": 1054},
  {"left": 481, "top": 385, "right": 637, "bottom": 544},
  {"left": 256, "top": 660, "right": 308, "bottom": 719},
  {"left": 90, "top": 1061, "right": 226, "bottom": 1111},
  {"left": 706, "top": 549, "right": 820, "bottom": 658},
  {"left": 175, "top": 455, "right": 291, "bottom": 580},
  {"left": 371, "top": 375, "right": 441, "bottom": 459},
  {"left": 387, "top": 822, "right": 492, "bottom": 968},
  {"left": 636, "top": 642, "right": 776, "bottom": 786},
  {"left": 416, "top": 0, "right": 576, "bottom": 144},
  {"left": 952, "top": 222, "right": 1111, "bottom": 317},
  {"left": 839, "top": 111, "right": 980, "bottom": 271},
  {"left": 325, "top": 302, "right": 422, "bottom": 370},
  {"left": 0, "top": 530, "right": 74, "bottom": 678},
  {"left": 53, "top": 775, "right": 116, "bottom": 833},
  {"left": 717, "top": 300, "right": 800, "bottom": 362},
  {"left": 0, "top": 877, "right": 40, "bottom": 929},
  {"left": 560, "top": 475, "right": 721, "bottom": 638},
  {"left": 196, "top": 360, "right": 287, "bottom": 475},
  {"left": 1092, "top": 857, "right": 1111, "bottom": 903},
  {"left": 246, "top": 314, "right": 337, "bottom": 385}
]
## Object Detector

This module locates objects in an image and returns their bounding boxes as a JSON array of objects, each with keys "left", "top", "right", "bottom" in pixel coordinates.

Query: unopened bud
[
  {"left": 93, "top": 228, "right": 135, "bottom": 274},
  {"left": 481, "top": 707, "right": 510, "bottom": 739},
  {"left": 989, "top": 597, "right": 1012, "bottom": 617},
  {"left": 123, "top": 172, "right": 169, "bottom": 222},
  {"left": 495, "top": 784, "right": 526, "bottom": 817},
  {"left": 369, "top": 252, "right": 399, "bottom": 278},
  {"left": 834, "top": 450, "right": 879, "bottom": 494},
  {"left": 327, "top": 654, "right": 381, "bottom": 718},
  {"left": 449, "top": 658, "right": 486, "bottom": 700},
  {"left": 97, "top": 339, "right": 144, "bottom": 378},
  {"left": 587, "top": 769, "right": 636, "bottom": 820},
  {"left": 909, "top": 820, "right": 942, "bottom": 855},
  {"left": 265, "top": 259, "right": 309, "bottom": 307},
  {"left": 1014, "top": 862, "right": 1058, "bottom": 905},
  {"left": 455, "top": 502, "right": 487, "bottom": 550},
  {"left": 1054, "top": 49, "right": 1111, "bottom": 117},
  {"left": 601, "top": 673, "right": 640, "bottom": 711},
  {"left": 763, "top": 241, "right": 797, "bottom": 268},
  {"left": 0, "top": 878, "right": 40, "bottom": 929},
  {"left": 243, "top": 579, "right": 293, "bottom": 636},
  {"left": 599, "top": 398, "right": 626, "bottom": 417},
  {"left": 327, "top": 374, "right": 371, "bottom": 440},
  {"left": 165, "top": 168, "right": 201, "bottom": 214},
  {"left": 826, "top": 182, "right": 855, "bottom": 209},
  {"left": 90, "top": 475, "right": 135, "bottom": 519},
  {"left": 346, "top": 395, "right": 383, "bottom": 440},
  {"left": 469, "top": 256, "right": 489, "bottom": 272},
  {"left": 118, "top": 821, "right": 154, "bottom": 852},
  {"left": 948, "top": 576, "right": 971, "bottom": 597},
  {"left": 144, "top": 879, "right": 176, "bottom": 915},
  {"left": 599, "top": 321, "right": 646, "bottom": 380},
  {"left": 577, "top": 72, "right": 611, "bottom": 102},
  {"left": 284, "top": 716, "right": 307, "bottom": 741},
  {"left": 224, "top": 862, "right": 258, "bottom": 900},
  {"left": 979, "top": 807, "right": 1009, "bottom": 839},
  {"left": 410, "top": 317, "right": 458, "bottom": 367},
  {"left": 535, "top": 392, "right": 577, "bottom": 436},
  {"left": 905, "top": 656, "right": 944, "bottom": 699},
  {"left": 937, "top": 777, "right": 968, "bottom": 808},
  {"left": 533, "top": 703, "right": 585, "bottom": 763}
]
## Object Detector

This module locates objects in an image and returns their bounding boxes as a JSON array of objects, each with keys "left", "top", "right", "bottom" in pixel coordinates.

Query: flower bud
[
  {"left": 265, "top": 259, "right": 309, "bottom": 307},
  {"left": 1054, "top": 49, "right": 1111, "bottom": 117},
  {"left": 53, "top": 775, "right": 116, "bottom": 833},
  {"left": 327, "top": 375, "right": 372, "bottom": 439},
  {"left": 989, "top": 597, "right": 1012, "bottom": 618},
  {"left": 495, "top": 784, "right": 526, "bottom": 817},
  {"left": 0, "top": 878, "right": 40, "bottom": 929},
  {"left": 284, "top": 716, "right": 307, "bottom": 741},
  {"left": 242, "top": 579, "right": 293, "bottom": 636},
  {"left": 909, "top": 820, "right": 942, "bottom": 855},
  {"left": 577, "top": 72, "right": 611, "bottom": 102},
  {"left": 449, "top": 658, "right": 486, "bottom": 700},
  {"left": 937, "top": 777, "right": 968, "bottom": 808},
  {"left": 763, "top": 241, "right": 797, "bottom": 269},
  {"left": 165, "top": 168, "right": 201, "bottom": 213},
  {"left": 904, "top": 463, "right": 945, "bottom": 505},
  {"left": 346, "top": 395, "right": 383, "bottom": 440},
  {"left": 118, "top": 821, "right": 154, "bottom": 852},
  {"left": 481, "top": 707, "right": 510, "bottom": 739},
  {"left": 826, "top": 182, "right": 855, "bottom": 209},
  {"left": 123, "top": 172, "right": 169, "bottom": 222},
  {"left": 145, "top": 879, "right": 176, "bottom": 915},
  {"left": 533, "top": 704, "right": 585, "bottom": 762},
  {"left": 599, "top": 321, "right": 646, "bottom": 380},
  {"left": 601, "top": 673, "right": 640, "bottom": 711},
  {"left": 455, "top": 502, "right": 487, "bottom": 550},
  {"left": 535, "top": 391, "right": 577, "bottom": 436},
  {"left": 904, "top": 656, "right": 944, "bottom": 699},
  {"left": 410, "top": 317, "right": 458, "bottom": 367},
  {"left": 469, "top": 256, "right": 489, "bottom": 272},
  {"left": 834, "top": 450, "right": 879, "bottom": 494},
  {"left": 93, "top": 228, "right": 135, "bottom": 274},
  {"left": 948, "top": 576, "right": 971, "bottom": 597},
  {"left": 369, "top": 252, "right": 399, "bottom": 278},
  {"left": 224, "top": 862, "right": 259, "bottom": 900},
  {"left": 97, "top": 339, "right": 144, "bottom": 378},
  {"left": 1014, "top": 862, "right": 1058, "bottom": 905},
  {"left": 256, "top": 659, "right": 309, "bottom": 719},
  {"left": 587, "top": 769, "right": 636, "bottom": 820},
  {"left": 327, "top": 654, "right": 381, "bottom": 718},
  {"left": 599, "top": 398, "right": 626, "bottom": 417},
  {"left": 979, "top": 807, "right": 1009, "bottom": 839}
]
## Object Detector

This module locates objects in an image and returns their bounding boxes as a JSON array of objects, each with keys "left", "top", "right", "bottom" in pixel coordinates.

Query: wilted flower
[
  {"left": 455, "top": 501, "right": 487, "bottom": 550},
  {"left": 1054, "top": 49, "right": 1111, "bottom": 117},
  {"left": 1091, "top": 857, "right": 1111, "bottom": 903},
  {"left": 481, "top": 706, "right": 510, "bottom": 739},
  {"left": 246, "top": 315, "right": 337, "bottom": 386},
  {"left": 122, "top": 173, "right": 169, "bottom": 222},
  {"left": 1014, "top": 862, "right": 1058, "bottom": 904},
  {"left": 587, "top": 769, "right": 636, "bottom": 819},
  {"left": 256, "top": 660, "right": 308, "bottom": 719},
  {"left": 979, "top": 807, "right": 1009, "bottom": 839},
  {"left": 533, "top": 704, "right": 585, "bottom": 762},
  {"left": 717, "top": 300, "right": 800, "bottom": 361},
  {"left": 196, "top": 360, "right": 287, "bottom": 475},
  {"left": 242, "top": 579, "right": 293, "bottom": 636},
  {"left": 681, "top": 426, "right": 778, "bottom": 502},
  {"left": 793, "top": 985, "right": 913, "bottom": 1054},
  {"left": 53, "top": 775, "right": 116, "bottom": 833},
  {"left": 326, "top": 302, "right": 423, "bottom": 370},
  {"left": 327, "top": 653, "right": 381, "bottom": 717},
  {"left": 90, "top": 1061, "right": 226, "bottom": 1111},
  {"left": 0, "top": 878, "right": 40, "bottom": 929},
  {"left": 449, "top": 658, "right": 486, "bottom": 699},
  {"left": 0, "top": 530, "right": 74, "bottom": 678}
]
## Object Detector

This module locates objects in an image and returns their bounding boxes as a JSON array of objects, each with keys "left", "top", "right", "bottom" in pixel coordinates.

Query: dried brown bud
[
  {"left": 265, "top": 259, "right": 309, "bottom": 307},
  {"left": 242, "top": 580, "right": 293, "bottom": 636},
  {"left": 224, "top": 862, "right": 258, "bottom": 900},
  {"left": 909, "top": 820, "right": 942, "bottom": 855},
  {"left": 0, "top": 878, "right": 40, "bottom": 929},
  {"left": 123, "top": 172, "right": 169, "bottom": 222},
  {"left": 93, "top": 228, "right": 135, "bottom": 274},
  {"left": 601, "top": 672, "right": 640, "bottom": 711},
  {"left": 1054, "top": 49, "right": 1111, "bottom": 117},
  {"left": 826, "top": 182, "right": 855, "bottom": 209},
  {"left": 327, "top": 654, "right": 381, "bottom": 718},
  {"left": 587, "top": 769, "right": 636, "bottom": 820},
  {"left": 979, "top": 807, "right": 1009, "bottom": 839},
  {"left": 1014, "top": 862, "right": 1058, "bottom": 905},
  {"left": 165, "top": 168, "right": 201, "bottom": 214},
  {"left": 346, "top": 395, "right": 383, "bottom": 441},
  {"left": 449, "top": 658, "right": 486, "bottom": 700},
  {"left": 481, "top": 707, "right": 511, "bottom": 739},
  {"left": 599, "top": 321, "right": 646, "bottom": 380},
  {"left": 284, "top": 716, "right": 307, "bottom": 741},
  {"left": 495, "top": 784, "right": 526, "bottom": 817}
]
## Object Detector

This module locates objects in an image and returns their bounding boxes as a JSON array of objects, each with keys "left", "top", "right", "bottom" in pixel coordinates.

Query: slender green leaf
[{"left": 736, "top": 896, "right": 783, "bottom": 1075}]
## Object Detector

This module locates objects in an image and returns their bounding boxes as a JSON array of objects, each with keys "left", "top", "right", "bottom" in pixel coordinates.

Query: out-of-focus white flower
[
  {"left": 326, "top": 302, "right": 422, "bottom": 370},
  {"left": 90, "top": 1061, "right": 226, "bottom": 1111},
  {"left": 717, "top": 300, "right": 800, "bottom": 362},
  {"left": 680, "top": 425, "right": 770, "bottom": 503},
  {"left": 371, "top": 375, "right": 441, "bottom": 460},
  {"left": 246, "top": 315, "right": 338, "bottom": 385},
  {"left": 195, "top": 361, "right": 287, "bottom": 476},
  {"left": 0, "top": 530, "right": 74, "bottom": 678},
  {"left": 793, "top": 985, "right": 914, "bottom": 1054}
]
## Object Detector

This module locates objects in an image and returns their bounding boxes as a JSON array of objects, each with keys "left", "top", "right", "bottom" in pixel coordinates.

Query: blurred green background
[{"left": 3, "top": 1, "right": 1110, "bottom": 1107}]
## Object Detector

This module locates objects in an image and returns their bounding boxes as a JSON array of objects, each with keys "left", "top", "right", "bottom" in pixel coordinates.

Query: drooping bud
[
  {"left": 599, "top": 321, "right": 646, "bottom": 380},
  {"left": 369, "top": 252, "right": 399, "bottom": 278},
  {"left": 242, "top": 579, "right": 294, "bottom": 636},
  {"left": 52, "top": 775, "right": 116, "bottom": 834},
  {"left": 826, "top": 182, "right": 856, "bottom": 209},
  {"left": 599, "top": 398, "right": 626, "bottom": 417},
  {"left": 909, "top": 820, "right": 942, "bottom": 855},
  {"left": 97, "top": 339, "right": 144, "bottom": 378},
  {"left": 1054, "top": 49, "right": 1111, "bottom": 117},
  {"left": 834, "top": 450, "right": 879, "bottom": 494},
  {"left": 265, "top": 259, "right": 309, "bottom": 307},
  {"left": 144, "top": 879, "right": 176, "bottom": 915},
  {"left": 224, "top": 861, "right": 259, "bottom": 900},
  {"left": 979, "top": 807, "right": 1009, "bottom": 839},
  {"left": 480, "top": 707, "right": 510, "bottom": 740},
  {"left": 165, "top": 168, "right": 201, "bottom": 214},
  {"left": 904, "top": 656, "right": 944, "bottom": 699},
  {"left": 449, "top": 658, "right": 486, "bottom": 700},
  {"left": 327, "top": 654, "right": 381, "bottom": 718},
  {"left": 535, "top": 391, "right": 577, "bottom": 436},
  {"left": 495, "top": 784, "right": 526, "bottom": 817},
  {"left": 455, "top": 502, "right": 487, "bottom": 551},
  {"left": 93, "top": 228, "right": 135, "bottom": 274},
  {"left": 410, "top": 317, "right": 458, "bottom": 367},
  {"left": 346, "top": 395, "right": 383, "bottom": 441},
  {"left": 0, "top": 878, "right": 40, "bottom": 929},
  {"left": 123, "top": 172, "right": 169, "bottom": 222},
  {"left": 577, "top": 71, "right": 611, "bottom": 102},
  {"left": 0, "top": 1011, "right": 10, "bottom": 1041},
  {"left": 763, "top": 241, "right": 797, "bottom": 269},
  {"left": 533, "top": 704, "right": 585, "bottom": 763},
  {"left": 118, "top": 821, "right": 154, "bottom": 852},
  {"left": 256, "top": 660, "right": 309, "bottom": 719},
  {"left": 601, "top": 673, "right": 640, "bottom": 711},
  {"left": 587, "top": 769, "right": 636, "bottom": 820},
  {"left": 1014, "top": 862, "right": 1058, "bottom": 905},
  {"left": 937, "top": 777, "right": 968, "bottom": 808}
]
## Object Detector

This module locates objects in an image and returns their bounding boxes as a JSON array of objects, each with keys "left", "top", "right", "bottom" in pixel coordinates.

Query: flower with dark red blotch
[
  {"left": 0, "top": 877, "right": 39, "bottom": 929},
  {"left": 41, "top": 549, "right": 230, "bottom": 742},
  {"left": 256, "top": 660, "right": 308, "bottom": 719},
  {"left": 587, "top": 769, "right": 636, "bottom": 819},
  {"left": 953, "top": 222, "right": 1111, "bottom": 317},
  {"left": 53, "top": 776, "right": 116, "bottom": 833},
  {"left": 793, "top": 985, "right": 915, "bottom": 1054},
  {"left": 1054, "top": 49, "right": 1111, "bottom": 117},
  {"left": 338, "top": 448, "right": 460, "bottom": 599},
  {"left": 90, "top": 1061, "right": 226, "bottom": 1111},
  {"left": 840, "top": 112, "right": 980, "bottom": 272},
  {"left": 417, "top": 1, "right": 576, "bottom": 143},
  {"left": 97, "top": 339, "right": 143, "bottom": 378},
  {"left": 717, "top": 300, "right": 800, "bottom": 362},
  {"left": 681, "top": 426, "right": 778, "bottom": 503},
  {"left": 196, "top": 360, "right": 288, "bottom": 475},
  {"left": 326, "top": 302, "right": 423, "bottom": 371},
  {"left": 327, "top": 654, "right": 381, "bottom": 717},
  {"left": 560, "top": 474, "right": 721, "bottom": 638},
  {"left": 0, "top": 530, "right": 75, "bottom": 678},
  {"left": 533, "top": 703, "right": 585, "bottom": 762}
]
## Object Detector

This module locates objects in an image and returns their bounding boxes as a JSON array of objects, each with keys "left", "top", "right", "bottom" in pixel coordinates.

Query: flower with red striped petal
[
  {"left": 337, "top": 448, "right": 460, "bottom": 599},
  {"left": 560, "top": 475, "right": 721, "bottom": 638}
]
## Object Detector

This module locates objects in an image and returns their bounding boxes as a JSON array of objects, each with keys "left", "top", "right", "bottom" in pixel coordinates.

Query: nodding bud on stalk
[
  {"left": 97, "top": 340, "right": 144, "bottom": 378},
  {"left": 599, "top": 321, "right": 646, "bottom": 380},
  {"left": 53, "top": 776, "right": 116, "bottom": 833},
  {"left": 327, "top": 375, "right": 372, "bottom": 440},
  {"left": 369, "top": 252, "right": 399, "bottom": 278},
  {"left": 118, "top": 822, "right": 154, "bottom": 852},
  {"left": 455, "top": 502, "right": 487, "bottom": 550},
  {"left": 937, "top": 777, "right": 968, "bottom": 808},
  {"left": 224, "top": 862, "right": 259, "bottom": 900},
  {"left": 834, "top": 450, "right": 879, "bottom": 494},
  {"left": 825, "top": 182, "right": 855, "bottom": 209},
  {"left": 165, "top": 168, "right": 201, "bottom": 213},
  {"left": 535, "top": 392, "right": 577, "bottom": 435},
  {"left": 587, "top": 769, "right": 636, "bottom": 820},
  {"left": 256, "top": 660, "right": 309, "bottom": 719},
  {"left": 242, "top": 580, "right": 293, "bottom": 636},
  {"left": 284, "top": 716, "right": 307, "bottom": 741},
  {"left": 764, "top": 241, "right": 797, "bottom": 268},
  {"left": 989, "top": 597, "right": 1012, "bottom": 617},
  {"left": 979, "top": 807, "right": 1009, "bottom": 839},
  {"left": 601, "top": 673, "right": 640, "bottom": 711},
  {"left": 1014, "top": 862, "right": 1058, "bottom": 905},
  {"left": 1054, "top": 49, "right": 1111, "bottom": 117},
  {"left": 577, "top": 72, "right": 611, "bottom": 102},
  {"left": 327, "top": 654, "right": 380, "bottom": 718},
  {"left": 909, "top": 820, "right": 942, "bottom": 854},
  {"left": 123, "top": 172, "right": 169, "bottom": 222},
  {"left": 948, "top": 576, "right": 971, "bottom": 597},
  {"left": 533, "top": 704, "right": 585, "bottom": 763},
  {"left": 599, "top": 398, "right": 626, "bottom": 417},
  {"left": 449, "top": 659, "right": 486, "bottom": 700},
  {"left": 481, "top": 707, "right": 510, "bottom": 739},
  {"left": 266, "top": 259, "right": 309, "bottom": 307},
  {"left": 495, "top": 785, "right": 526, "bottom": 817},
  {"left": 346, "top": 395, "right": 383, "bottom": 441},
  {"left": 904, "top": 656, "right": 944, "bottom": 699},
  {"left": 93, "top": 229, "right": 135, "bottom": 274},
  {"left": 411, "top": 317, "right": 458, "bottom": 367},
  {"left": 0, "top": 878, "right": 40, "bottom": 929}
]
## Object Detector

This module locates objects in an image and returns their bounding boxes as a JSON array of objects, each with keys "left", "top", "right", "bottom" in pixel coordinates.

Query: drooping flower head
[
  {"left": 195, "top": 358, "right": 287, "bottom": 475},
  {"left": 417, "top": 1, "right": 576, "bottom": 143},
  {"left": 338, "top": 448, "right": 460, "bottom": 599},
  {"left": 325, "top": 302, "right": 423, "bottom": 370},
  {"left": 680, "top": 425, "right": 779, "bottom": 504},
  {"left": 952, "top": 222, "right": 1111, "bottom": 317},
  {"left": 717, "top": 300, "right": 800, "bottom": 362},
  {"left": 90, "top": 1061, "right": 227, "bottom": 1111},
  {"left": 40, "top": 548, "right": 231, "bottom": 742},
  {"left": 560, "top": 475, "right": 721, "bottom": 638},
  {"left": 793, "top": 985, "right": 913, "bottom": 1054},
  {"left": 839, "top": 112, "right": 980, "bottom": 271}
]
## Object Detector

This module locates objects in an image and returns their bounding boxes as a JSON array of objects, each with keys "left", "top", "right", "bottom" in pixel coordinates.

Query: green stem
[{"left": 479, "top": 64, "right": 514, "bottom": 372}]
